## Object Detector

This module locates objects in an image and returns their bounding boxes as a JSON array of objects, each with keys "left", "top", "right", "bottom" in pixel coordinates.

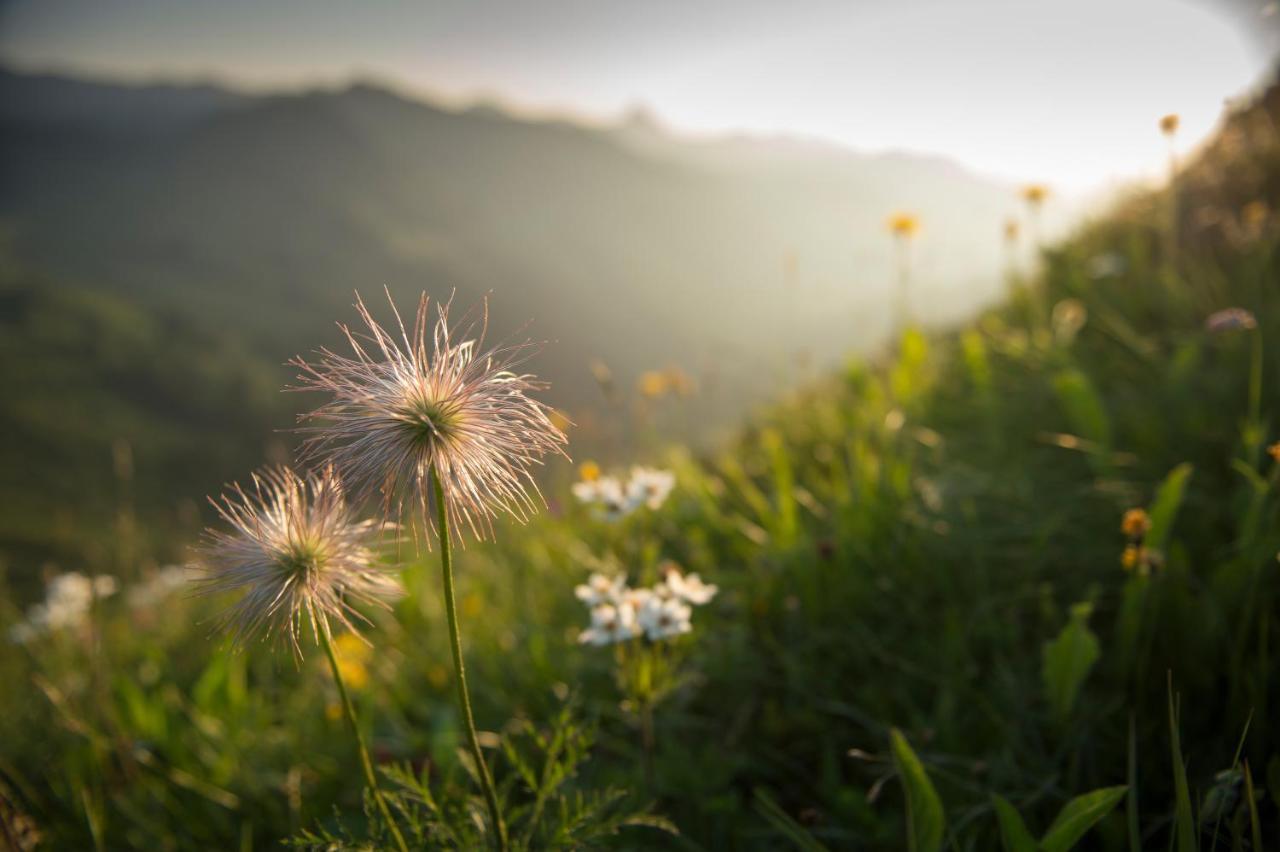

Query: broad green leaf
[
  {"left": 1052, "top": 368, "right": 1111, "bottom": 449},
  {"left": 1145, "top": 463, "right": 1193, "bottom": 554},
  {"left": 990, "top": 795, "right": 1036, "bottom": 852},
  {"left": 1042, "top": 602, "right": 1100, "bottom": 722},
  {"left": 890, "top": 729, "right": 945, "bottom": 852},
  {"left": 1040, "top": 785, "right": 1128, "bottom": 852}
]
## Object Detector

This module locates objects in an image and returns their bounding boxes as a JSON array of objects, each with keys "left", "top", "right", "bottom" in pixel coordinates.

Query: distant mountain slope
[
  {"left": 0, "top": 69, "right": 1024, "bottom": 386},
  {"left": 0, "top": 68, "right": 1028, "bottom": 572}
]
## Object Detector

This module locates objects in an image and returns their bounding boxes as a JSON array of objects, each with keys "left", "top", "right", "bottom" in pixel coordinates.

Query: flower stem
[
  {"left": 431, "top": 467, "right": 509, "bottom": 851},
  {"left": 1248, "top": 329, "right": 1264, "bottom": 462},
  {"left": 320, "top": 627, "right": 409, "bottom": 852},
  {"left": 640, "top": 696, "right": 656, "bottom": 792}
]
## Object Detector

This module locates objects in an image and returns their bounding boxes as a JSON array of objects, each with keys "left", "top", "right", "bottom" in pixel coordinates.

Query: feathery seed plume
[
  {"left": 292, "top": 291, "right": 568, "bottom": 541},
  {"left": 197, "top": 466, "right": 401, "bottom": 655}
]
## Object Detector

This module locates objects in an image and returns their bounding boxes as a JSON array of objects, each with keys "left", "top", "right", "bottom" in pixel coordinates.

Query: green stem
[
  {"left": 1249, "top": 329, "right": 1263, "bottom": 445},
  {"left": 431, "top": 467, "right": 509, "bottom": 851},
  {"left": 640, "top": 697, "right": 656, "bottom": 792},
  {"left": 895, "top": 236, "right": 911, "bottom": 331},
  {"left": 320, "top": 628, "right": 409, "bottom": 852}
]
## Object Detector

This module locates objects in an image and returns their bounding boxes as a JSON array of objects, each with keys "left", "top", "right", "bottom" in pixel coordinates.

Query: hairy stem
[
  {"left": 320, "top": 627, "right": 409, "bottom": 852},
  {"left": 431, "top": 467, "right": 509, "bottom": 851}
]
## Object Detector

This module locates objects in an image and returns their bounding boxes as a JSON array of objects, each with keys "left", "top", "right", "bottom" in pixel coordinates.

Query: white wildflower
[
  {"left": 637, "top": 595, "right": 692, "bottom": 641},
  {"left": 127, "top": 565, "right": 199, "bottom": 609},
  {"left": 574, "top": 572, "right": 626, "bottom": 607},
  {"left": 626, "top": 467, "right": 675, "bottom": 510},
  {"left": 9, "top": 572, "right": 117, "bottom": 643},
  {"left": 577, "top": 602, "right": 639, "bottom": 646},
  {"left": 573, "top": 475, "right": 638, "bottom": 520},
  {"left": 662, "top": 565, "right": 718, "bottom": 605}
]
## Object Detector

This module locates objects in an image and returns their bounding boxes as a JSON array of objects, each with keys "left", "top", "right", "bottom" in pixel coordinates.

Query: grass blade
[
  {"left": 1145, "top": 463, "right": 1193, "bottom": 555},
  {"left": 890, "top": 729, "right": 945, "bottom": 852},
  {"left": 1244, "top": 761, "right": 1262, "bottom": 852},
  {"left": 1128, "top": 714, "right": 1141, "bottom": 852},
  {"left": 1169, "top": 675, "right": 1197, "bottom": 852},
  {"left": 753, "top": 787, "right": 829, "bottom": 852}
]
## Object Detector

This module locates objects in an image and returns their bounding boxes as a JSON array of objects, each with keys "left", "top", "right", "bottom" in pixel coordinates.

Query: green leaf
[
  {"left": 1169, "top": 677, "right": 1197, "bottom": 852},
  {"left": 890, "top": 729, "right": 945, "bottom": 852},
  {"left": 1042, "top": 601, "right": 1100, "bottom": 722},
  {"left": 1144, "top": 463, "right": 1193, "bottom": 554},
  {"left": 1052, "top": 368, "right": 1111, "bottom": 449},
  {"left": 990, "top": 795, "right": 1037, "bottom": 852},
  {"left": 1040, "top": 785, "right": 1128, "bottom": 852}
]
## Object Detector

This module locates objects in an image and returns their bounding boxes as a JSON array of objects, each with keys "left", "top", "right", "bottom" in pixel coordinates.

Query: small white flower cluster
[
  {"left": 575, "top": 564, "right": 717, "bottom": 646},
  {"left": 571, "top": 466, "right": 676, "bottom": 520},
  {"left": 9, "top": 572, "right": 118, "bottom": 644},
  {"left": 126, "top": 564, "right": 198, "bottom": 609}
]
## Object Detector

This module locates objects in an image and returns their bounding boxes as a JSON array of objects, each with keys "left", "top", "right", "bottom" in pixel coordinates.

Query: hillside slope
[{"left": 1, "top": 74, "right": 1277, "bottom": 849}]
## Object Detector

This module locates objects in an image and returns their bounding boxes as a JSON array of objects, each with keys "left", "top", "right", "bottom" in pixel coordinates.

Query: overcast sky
[{"left": 1, "top": 0, "right": 1274, "bottom": 191}]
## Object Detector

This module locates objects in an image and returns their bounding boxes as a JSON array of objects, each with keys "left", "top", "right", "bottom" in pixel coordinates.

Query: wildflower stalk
[
  {"left": 432, "top": 466, "right": 509, "bottom": 851},
  {"left": 319, "top": 627, "right": 409, "bottom": 852},
  {"left": 1247, "top": 329, "right": 1264, "bottom": 463},
  {"left": 640, "top": 694, "right": 656, "bottom": 791},
  {"left": 894, "top": 235, "right": 911, "bottom": 331}
]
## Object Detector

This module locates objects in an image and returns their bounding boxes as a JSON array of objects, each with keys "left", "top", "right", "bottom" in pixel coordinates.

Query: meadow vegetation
[{"left": 2, "top": 78, "right": 1279, "bottom": 851}]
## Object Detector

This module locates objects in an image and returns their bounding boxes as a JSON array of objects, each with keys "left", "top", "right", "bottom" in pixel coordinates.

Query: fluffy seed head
[
  {"left": 196, "top": 465, "right": 401, "bottom": 655},
  {"left": 291, "top": 290, "right": 568, "bottom": 540}
]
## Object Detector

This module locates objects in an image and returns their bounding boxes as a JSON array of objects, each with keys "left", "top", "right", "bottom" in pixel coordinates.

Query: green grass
[{"left": 3, "top": 80, "right": 1280, "bottom": 850}]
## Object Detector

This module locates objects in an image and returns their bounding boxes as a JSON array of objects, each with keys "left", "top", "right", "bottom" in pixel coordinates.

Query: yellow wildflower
[
  {"left": 578, "top": 460, "right": 601, "bottom": 482},
  {"left": 887, "top": 212, "right": 920, "bottom": 239},
  {"left": 1121, "top": 508, "right": 1151, "bottom": 539},
  {"left": 330, "top": 632, "right": 372, "bottom": 690},
  {"left": 1159, "top": 113, "right": 1180, "bottom": 136},
  {"left": 548, "top": 408, "right": 573, "bottom": 435},
  {"left": 638, "top": 370, "right": 669, "bottom": 399},
  {"left": 1022, "top": 184, "right": 1049, "bottom": 206}
]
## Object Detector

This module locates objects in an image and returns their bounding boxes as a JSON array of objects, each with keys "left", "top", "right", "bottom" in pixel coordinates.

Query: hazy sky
[{"left": 1, "top": 0, "right": 1274, "bottom": 190}]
